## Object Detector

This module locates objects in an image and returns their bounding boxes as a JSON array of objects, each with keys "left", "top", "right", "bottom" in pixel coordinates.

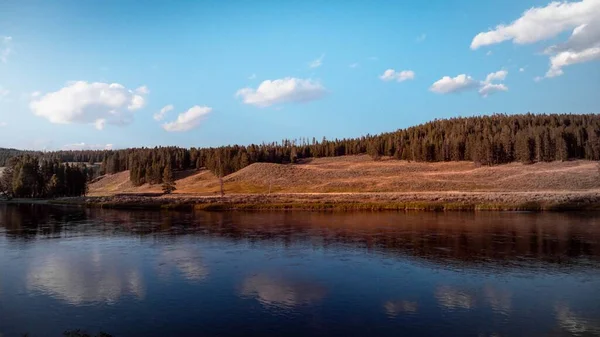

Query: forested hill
[
  {"left": 2, "top": 114, "right": 599, "bottom": 187},
  {"left": 0, "top": 148, "right": 35, "bottom": 166},
  {"left": 0, "top": 148, "right": 107, "bottom": 167}
]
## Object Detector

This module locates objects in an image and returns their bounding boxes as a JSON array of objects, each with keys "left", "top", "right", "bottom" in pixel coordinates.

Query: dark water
[{"left": 1, "top": 205, "right": 600, "bottom": 337}]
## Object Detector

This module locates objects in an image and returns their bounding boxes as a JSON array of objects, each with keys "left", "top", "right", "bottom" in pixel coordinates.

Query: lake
[{"left": 1, "top": 204, "right": 600, "bottom": 337}]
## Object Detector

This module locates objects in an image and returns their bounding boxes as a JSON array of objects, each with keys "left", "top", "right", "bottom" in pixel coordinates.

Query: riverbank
[{"left": 40, "top": 190, "right": 600, "bottom": 211}]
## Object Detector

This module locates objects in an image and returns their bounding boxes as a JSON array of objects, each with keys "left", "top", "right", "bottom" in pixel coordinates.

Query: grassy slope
[{"left": 88, "top": 155, "right": 600, "bottom": 196}]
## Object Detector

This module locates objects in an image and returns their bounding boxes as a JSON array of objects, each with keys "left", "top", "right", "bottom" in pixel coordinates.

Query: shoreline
[{"left": 4, "top": 191, "right": 597, "bottom": 212}]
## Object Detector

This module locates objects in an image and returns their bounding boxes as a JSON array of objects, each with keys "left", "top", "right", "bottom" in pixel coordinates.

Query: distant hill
[
  {"left": 4, "top": 114, "right": 600, "bottom": 188},
  {"left": 0, "top": 148, "right": 30, "bottom": 166},
  {"left": 88, "top": 155, "right": 600, "bottom": 196}
]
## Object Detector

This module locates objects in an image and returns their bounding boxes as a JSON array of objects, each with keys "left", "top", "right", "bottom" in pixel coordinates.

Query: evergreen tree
[
  {"left": 161, "top": 165, "right": 176, "bottom": 194},
  {"left": 1, "top": 156, "right": 88, "bottom": 198},
  {"left": 2, "top": 114, "right": 600, "bottom": 183}
]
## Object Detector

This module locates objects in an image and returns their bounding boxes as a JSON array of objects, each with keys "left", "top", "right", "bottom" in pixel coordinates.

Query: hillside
[{"left": 88, "top": 155, "right": 600, "bottom": 196}]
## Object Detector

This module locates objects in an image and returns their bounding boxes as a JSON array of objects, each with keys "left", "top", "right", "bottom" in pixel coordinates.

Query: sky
[{"left": 0, "top": 0, "right": 598, "bottom": 151}]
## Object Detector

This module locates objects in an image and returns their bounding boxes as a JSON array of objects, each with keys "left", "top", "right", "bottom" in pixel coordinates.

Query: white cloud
[
  {"left": 128, "top": 94, "right": 145, "bottom": 110},
  {"left": 62, "top": 143, "right": 114, "bottom": 151},
  {"left": 481, "top": 70, "right": 509, "bottom": 97},
  {"left": 431, "top": 70, "right": 509, "bottom": 97},
  {"left": 235, "top": 77, "right": 327, "bottom": 107},
  {"left": 484, "top": 70, "right": 508, "bottom": 84},
  {"left": 162, "top": 105, "right": 211, "bottom": 132},
  {"left": 470, "top": 0, "right": 600, "bottom": 77},
  {"left": 519, "top": 67, "right": 526, "bottom": 72},
  {"left": 309, "top": 54, "right": 325, "bottom": 68},
  {"left": 545, "top": 20, "right": 600, "bottom": 77},
  {"left": 546, "top": 46, "right": 600, "bottom": 77},
  {"left": 135, "top": 85, "right": 149, "bottom": 95},
  {"left": 368, "top": 56, "right": 379, "bottom": 61},
  {"left": 94, "top": 119, "right": 106, "bottom": 130},
  {"left": 379, "top": 69, "right": 415, "bottom": 82},
  {"left": 0, "top": 36, "right": 12, "bottom": 63},
  {"left": 416, "top": 33, "right": 427, "bottom": 42},
  {"left": 430, "top": 74, "right": 478, "bottom": 94},
  {"left": 153, "top": 104, "right": 174, "bottom": 121},
  {"left": 248, "top": 73, "right": 257, "bottom": 80},
  {"left": 486, "top": 50, "right": 493, "bottom": 56},
  {"left": 479, "top": 83, "right": 508, "bottom": 97},
  {"left": 31, "top": 91, "right": 41, "bottom": 97},
  {"left": 349, "top": 63, "right": 359, "bottom": 68},
  {"left": 30, "top": 81, "right": 148, "bottom": 130},
  {"left": 544, "top": 21, "right": 600, "bottom": 54},
  {"left": 0, "top": 122, "right": 7, "bottom": 127},
  {"left": 471, "top": 0, "right": 600, "bottom": 48}
]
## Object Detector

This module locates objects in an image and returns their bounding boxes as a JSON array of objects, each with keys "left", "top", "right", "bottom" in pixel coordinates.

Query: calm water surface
[{"left": 1, "top": 204, "right": 600, "bottom": 337}]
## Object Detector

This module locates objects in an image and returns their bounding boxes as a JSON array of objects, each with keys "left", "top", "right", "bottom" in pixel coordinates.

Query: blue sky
[{"left": 0, "top": 0, "right": 598, "bottom": 150}]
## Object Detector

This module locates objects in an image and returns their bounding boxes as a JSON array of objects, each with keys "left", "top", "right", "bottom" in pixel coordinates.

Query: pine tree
[
  {"left": 2, "top": 114, "right": 600, "bottom": 182},
  {"left": 161, "top": 165, "right": 176, "bottom": 194}
]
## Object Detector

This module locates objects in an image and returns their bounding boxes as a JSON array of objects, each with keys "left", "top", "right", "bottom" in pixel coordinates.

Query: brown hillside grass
[{"left": 88, "top": 155, "right": 600, "bottom": 197}]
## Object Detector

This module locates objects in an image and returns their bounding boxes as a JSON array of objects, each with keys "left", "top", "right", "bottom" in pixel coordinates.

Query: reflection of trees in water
[
  {"left": 203, "top": 212, "right": 600, "bottom": 268},
  {"left": 239, "top": 273, "right": 326, "bottom": 310},
  {"left": 2, "top": 206, "right": 600, "bottom": 270},
  {"left": 0, "top": 204, "right": 86, "bottom": 241},
  {"left": 184, "top": 212, "right": 600, "bottom": 270}
]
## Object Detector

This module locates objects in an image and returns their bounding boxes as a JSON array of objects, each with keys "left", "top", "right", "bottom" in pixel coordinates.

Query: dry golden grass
[{"left": 88, "top": 155, "right": 600, "bottom": 197}]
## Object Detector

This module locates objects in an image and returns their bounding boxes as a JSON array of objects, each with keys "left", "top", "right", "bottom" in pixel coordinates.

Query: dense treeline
[
  {"left": 0, "top": 155, "right": 89, "bottom": 198},
  {"left": 1, "top": 114, "right": 599, "bottom": 187},
  {"left": 0, "top": 149, "right": 109, "bottom": 167},
  {"left": 0, "top": 148, "right": 39, "bottom": 166},
  {"left": 108, "top": 113, "right": 600, "bottom": 186}
]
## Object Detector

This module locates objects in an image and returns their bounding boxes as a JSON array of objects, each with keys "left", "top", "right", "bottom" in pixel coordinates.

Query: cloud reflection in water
[
  {"left": 156, "top": 247, "right": 208, "bottom": 282},
  {"left": 384, "top": 300, "right": 418, "bottom": 317},
  {"left": 435, "top": 285, "right": 476, "bottom": 310},
  {"left": 26, "top": 250, "right": 145, "bottom": 305},
  {"left": 484, "top": 285, "right": 512, "bottom": 315},
  {"left": 240, "top": 274, "right": 326, "bottom": 310},
  {"left": 555, "top": 302, "right": 600, "bottom": 335}
]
